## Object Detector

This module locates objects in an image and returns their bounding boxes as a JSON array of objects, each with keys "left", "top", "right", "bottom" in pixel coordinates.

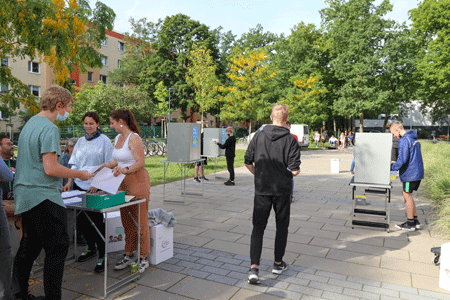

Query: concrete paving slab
[{"left": 167, "top": 276, "right": 239, "bottom": 299}]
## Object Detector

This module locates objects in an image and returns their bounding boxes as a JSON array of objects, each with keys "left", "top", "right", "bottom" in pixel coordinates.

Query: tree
[
  {"left": 410, "top": 0, "right": 450, "bottom": 115},
  {"left": 234, "top": 24, "right": 278, "bottom": 52},
  {"left": 110, "top": 14, "right": 220, "bottom": 121},
  {"left": 186, "top": 45, "right": 219, "bottom": 128},
  {"left": 220, "top": 49, "right": 276, "bottom": 133},
  {"left": 320, "top": 0, "right": 394, "bottom": 132},
  {"left": 67, "top": 83, "right": 153, "bottom": 125},
  {"left": 0, "top": 0, "right": 115, "bottom": 117}
]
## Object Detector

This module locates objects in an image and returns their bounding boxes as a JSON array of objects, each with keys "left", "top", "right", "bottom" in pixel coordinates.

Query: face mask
[{"left": 56, "top": 111, "right": 70, "bottom": 122}]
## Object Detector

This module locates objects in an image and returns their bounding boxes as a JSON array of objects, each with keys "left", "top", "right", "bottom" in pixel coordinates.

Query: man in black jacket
[
  {"left": 244, "top": 103, "right": 301, "bottom": 284},
  {"left": 215, "top": 127, "right": 236, "bottom": 185}
]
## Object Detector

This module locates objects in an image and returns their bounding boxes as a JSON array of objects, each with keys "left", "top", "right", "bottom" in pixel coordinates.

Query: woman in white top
[
  {"left": 102, "top": 109, "right": 151, "bottom": 273},
  {"left": 64, "top": 112, "right": 113, "bottom": 273}
]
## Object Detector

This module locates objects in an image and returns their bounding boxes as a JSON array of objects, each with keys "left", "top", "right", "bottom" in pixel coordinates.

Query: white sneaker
[
  {"left": 114, "top": 254, "right": 134, "bottom": 270},
  {"left": 139, "top": 257, "right": 149, "bottom": 273}
]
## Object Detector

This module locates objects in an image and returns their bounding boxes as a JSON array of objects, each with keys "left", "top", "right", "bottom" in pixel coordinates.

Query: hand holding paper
[{"left": 91, "top": 167, "right": 126, "bottom": 195}]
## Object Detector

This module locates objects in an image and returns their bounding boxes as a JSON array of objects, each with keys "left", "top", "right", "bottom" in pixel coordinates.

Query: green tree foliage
[
  {"left": 320, "top": 0, "right": 394, "bottom": 132},
  {"left": 234, "top": 24, "right": 278, "bottom": 52},
  {"left": 186, "top": 45, "right": 219, "bottom": 127},
  {"left": 410, "top": 0, "right": 450, "bottom": 120},
  {"left": 110, "top": 14, "right": 220, "bottom": 121},
  {"left": 221, "top": 49, "right": 275, "bottom": 133},
  {"left": 0, "top": 0, "right": 115, "bottom": 117},
  {"left": 67, "top": 83, "right": 153, "bottom": 125}
]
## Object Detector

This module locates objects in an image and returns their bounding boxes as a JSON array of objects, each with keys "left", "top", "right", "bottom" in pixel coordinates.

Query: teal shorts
[{"left": 403, "top": 180, "right": 421, "bottom": 193}]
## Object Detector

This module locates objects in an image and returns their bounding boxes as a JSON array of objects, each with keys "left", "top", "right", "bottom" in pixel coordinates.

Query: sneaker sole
[
  {"left": 248, "top": 277, "right": 260, "bottom": 284},
  {"left": 114, "top": 262, "right": 132, "bottom": 270},
  {"left": 77, "top": 254, "right": 98, "bottom": 263},
  {"left": 395, "top": 224, "right": 415, "bottom": 231},
  {"left": 139, "top": 262, "right": 150, "bottom": 273},
  {"left": 415, "top": 225, "right": 421, "bottom": 229},
  {"left": 272, "top": 267, "right": 288, "bottom": 275}
]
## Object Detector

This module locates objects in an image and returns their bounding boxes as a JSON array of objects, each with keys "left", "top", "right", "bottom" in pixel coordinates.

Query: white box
[
  {"left": 440, "top": 242, "right": 450, "bottom": 292},
  {"left": 331, "top": 158, "right": 340, "bottom": 174},
  {"left": 149, "top": 224, "right": 173, "bottom": 265},
  {"left": 106, "top": 211, "right": 125, "bottom": 253}
]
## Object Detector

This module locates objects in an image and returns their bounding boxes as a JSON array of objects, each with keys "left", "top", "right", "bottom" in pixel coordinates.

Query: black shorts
[
  {"left": 195, "top": 156, "right": 208, "bottom": 166},
  {"left": 403, "top": 180, "right": 421, "bottom": 193}
]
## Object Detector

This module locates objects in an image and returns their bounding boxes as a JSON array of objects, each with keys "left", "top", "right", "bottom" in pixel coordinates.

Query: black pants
[
  {"left": 12, "top": 200, "right": 69, "bottom": 300},
  {"left": 227, "top": 157, "right": 235, "bottom": 181},
  {"left": 73, "top": 183, "right": 105, "bottom": 258},
  {"left": 250, "top": 194, "right": 290, "bottom": 266}
]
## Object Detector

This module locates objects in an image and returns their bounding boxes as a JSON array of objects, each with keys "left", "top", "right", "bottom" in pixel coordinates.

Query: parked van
[{"left": 290, "top": 124, "right": 309, "bottom": 147}]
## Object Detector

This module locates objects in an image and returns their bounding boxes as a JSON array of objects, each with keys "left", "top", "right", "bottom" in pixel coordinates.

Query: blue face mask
[{"left": 56, "top": 111, "right": 70, "bottom": 122}]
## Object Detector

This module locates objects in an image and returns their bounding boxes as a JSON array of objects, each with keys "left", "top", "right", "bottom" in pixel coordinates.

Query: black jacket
[
  {"left": 244, "top": 125, "right": 301, "bottom": 196},
  {"left": 217, "top": 135, "right": 236, "bottom": 159}
]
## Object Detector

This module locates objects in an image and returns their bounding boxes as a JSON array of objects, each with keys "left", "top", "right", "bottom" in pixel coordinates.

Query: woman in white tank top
[{"left": 101, "top": 109, "right": 151, "bottom": 273}]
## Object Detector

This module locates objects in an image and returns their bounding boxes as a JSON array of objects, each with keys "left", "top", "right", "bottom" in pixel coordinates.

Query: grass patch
[
  {"left": 421, "top": 141, "right": 450, "bottom": 235},
  {"left": 146, "top": 149, "right": 247, "bottom": 186}
]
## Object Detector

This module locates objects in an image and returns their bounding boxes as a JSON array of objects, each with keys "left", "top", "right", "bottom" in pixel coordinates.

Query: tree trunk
[
  {"left": 333, "top": 119, "right": 336, "bottom": 133},
  {"left": 323, "top": 120, "right": 326, "bottom": 131},
  {"left": 201, "top": 112, "right": 204, "bottom": 131},
  {"left": 249, "top": 120, "right": 252, "bottom": 135},
  {"left": 382, "top": 112, "right": 390, "bottom": 132},
  {"left": 351, "top": 116, "right": 355, "bottom": 132},
  {"left": 359, "top": 111, "right": 364, "bottom": 133}
]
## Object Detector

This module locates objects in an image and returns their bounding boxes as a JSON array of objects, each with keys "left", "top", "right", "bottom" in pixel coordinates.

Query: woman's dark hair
[
  {"left": 82, "top": 112, "right": 100, "bottom": 124},
  {"left": 110, "top": 109, "right": 140, "bottom": 136}
]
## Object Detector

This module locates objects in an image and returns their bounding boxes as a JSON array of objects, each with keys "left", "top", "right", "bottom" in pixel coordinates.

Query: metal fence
[{"left": 59, "top": 126, "right": 163, "bottom": 140}]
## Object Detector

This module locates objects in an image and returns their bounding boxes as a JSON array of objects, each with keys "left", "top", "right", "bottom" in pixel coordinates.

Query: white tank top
[{"left": 112, "top": 133, "right": 138, "bottom": 168}]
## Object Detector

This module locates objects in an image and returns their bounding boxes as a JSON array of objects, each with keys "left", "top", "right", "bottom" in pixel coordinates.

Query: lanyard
[{"left": 8, "top": 160, "right": 11, "bottom": 189}]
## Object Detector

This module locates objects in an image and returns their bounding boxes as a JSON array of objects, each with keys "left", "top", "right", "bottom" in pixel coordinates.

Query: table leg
[{"left": 104, "top": 212, "right": 108, "bottom": 299}]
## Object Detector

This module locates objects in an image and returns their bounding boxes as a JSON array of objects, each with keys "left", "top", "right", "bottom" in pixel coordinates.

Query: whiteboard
[{"left": 354, "top": 133, "right": 392, "bottom": 185}]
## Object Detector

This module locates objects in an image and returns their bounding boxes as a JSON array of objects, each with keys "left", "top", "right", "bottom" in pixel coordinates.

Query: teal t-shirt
[{"left": 14, "top": 115, "right": 63, "bottom": 214}]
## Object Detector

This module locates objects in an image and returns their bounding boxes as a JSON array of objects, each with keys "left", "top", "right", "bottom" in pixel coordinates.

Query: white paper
[
  {"left": 125, "top": 195, "right": 135, "bottom": 203},
  {"left": 63, "top": 197, "right": 82, "bottom": 205},
  {"left": 80, "top": 165, "right": 103, "bottom": 174},
  {"left": 440, "top": 242, "right": 450, "bottom": 292},
  {"left": 90, "top": 167, "right": 125, "bottom": 195},
  {"left": 61, "top": 190, "right": 85, "bottom": 199},
  {"left": 212, "top": 138, "right": 219, "bottom": 143}
]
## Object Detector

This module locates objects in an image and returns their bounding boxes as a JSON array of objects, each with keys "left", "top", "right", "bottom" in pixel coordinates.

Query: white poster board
[
  {"left": 440, "top": 242, "right": 450, "bottom": 292},
  {"left": 354, "top": 133, "right": 392, "bottom": 185}
]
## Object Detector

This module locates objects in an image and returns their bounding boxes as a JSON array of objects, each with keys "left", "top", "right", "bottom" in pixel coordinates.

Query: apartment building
[{"left": 1, "top": 29, "right": 126, "bottom": 135}]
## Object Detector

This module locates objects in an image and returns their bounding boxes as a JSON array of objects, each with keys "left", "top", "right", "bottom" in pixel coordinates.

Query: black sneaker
[
  {"left": 224, "top": 180, "right": 235, "bottom": 186},
  {"left": 248, "top": 268, "right": 260, "bottom": 284},
  {"left": 272, "top": 261, "right": 288, "bottom": 274},
  {"left": 114, "top": 254, "right": 135, "bottom": 270},
  {"left": 415, "top": 220, "right": 421, "bottom": 230},
  {"left": 395, "top": 222, "right": 416, "bottom": 232},
  {"left": 94, "top": 257, "right": 105, "bottom": 273},
  {"left": 193, "top": 177, "right": 201, "bottom": 183},
  {"left": 77, "top": 248, "right": 97, "bottom": 262},
  {"left": 201, "top": 176, "right": 209, "bottom": 181}
]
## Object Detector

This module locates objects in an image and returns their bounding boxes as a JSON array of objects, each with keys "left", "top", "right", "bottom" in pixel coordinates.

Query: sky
[{"left": 102, "top": 0, "right": 421, "bottom": 38}]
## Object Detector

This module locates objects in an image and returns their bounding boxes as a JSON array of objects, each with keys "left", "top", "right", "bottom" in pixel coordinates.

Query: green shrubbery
[{"left": 421, "top": 141, "right": 450, "bottom": 235}]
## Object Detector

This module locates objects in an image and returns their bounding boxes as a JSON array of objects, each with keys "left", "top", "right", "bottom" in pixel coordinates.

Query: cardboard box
[
  {"left": 82, "top": 191, "right": 125, "bottom": 209},
  {"left": 106, "top": 211, "right": 125, "bottom": 253},
  {"left": 149, "top": 224, "right": 173, "bottom": 265}
]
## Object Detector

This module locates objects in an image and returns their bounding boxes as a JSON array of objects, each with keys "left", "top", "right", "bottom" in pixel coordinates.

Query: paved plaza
[{"left": 28, "top": 148, "right": 450, "bottom": 299}]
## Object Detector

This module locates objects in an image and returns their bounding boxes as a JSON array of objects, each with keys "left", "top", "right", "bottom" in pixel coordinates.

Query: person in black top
[
  {"left": 215, "top": 126, "right": 236, "bottom": 186},
  {"left": 244, "top": 103, "right": 301, "bottom": 284}
]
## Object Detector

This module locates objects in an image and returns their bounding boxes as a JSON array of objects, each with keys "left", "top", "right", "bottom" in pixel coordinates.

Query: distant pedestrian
[
  {"left": 390, "top": 121, "right": 424, "bottom": 231},
  {"left": 321, "top": 130, "right": 327, "bottom": 147},
  {"left": 314, "top": 131, "right": 320, "bottom": 148},
  {"left": 244, "top": 103, "right": 301, "bottom": 284},
  {"left": 215, "top": 127, "right": 236, "bottom": 186}
]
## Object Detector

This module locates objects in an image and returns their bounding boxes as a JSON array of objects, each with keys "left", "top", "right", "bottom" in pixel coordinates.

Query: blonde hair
[
  {"left": 390, "top": 121, "right": 404, "bottom": 133},
  {"left": 226, "top": 126, "right": 233, "bottom": 134},
  {"left": 40, "top": 86, "right": 73, "bottom": 112},
  {"left": 271, "top": 103, "right": 289, "bottom": 123}
]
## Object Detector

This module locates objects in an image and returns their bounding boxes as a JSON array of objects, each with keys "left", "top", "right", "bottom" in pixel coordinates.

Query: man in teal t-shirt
[{"left": 12, "top": 86, "right": 94, "bottom": 300}]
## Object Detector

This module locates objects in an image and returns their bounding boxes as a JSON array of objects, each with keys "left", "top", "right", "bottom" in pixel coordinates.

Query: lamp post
[{"left": 168, "top": 88, "right": 176, "bottom": 123}]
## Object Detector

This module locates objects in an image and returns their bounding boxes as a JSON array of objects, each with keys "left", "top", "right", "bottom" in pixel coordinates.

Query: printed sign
[
  {"left": 193, "top": 126, "right": 199, "bottom": 147},
  {"left": 221, "top": 128, "right": 227, "bottom": 143},
  {"left": 440, "top": 242, "right": 450, "bottom": 292}
]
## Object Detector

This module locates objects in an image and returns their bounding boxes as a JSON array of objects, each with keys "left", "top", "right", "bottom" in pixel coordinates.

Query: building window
[
  {"left": 29, "top": 85, "right": 40, "bottom": 97},
  {"left": 101, "top": 56, "right": 107, "bottom": 66},
  {"left": 1, "top": 83, "right": 8, "bottom": 92},
  {"left": 28, "top": 61, "right": 40, "bottom": 74},
  {"left": 87, "top": 72, "right": 93, "bottom": 82},
  {"left": 118, "top": 60, "right": 121, "bottom": 69},
  {"left": 118, "top": 42, "right": 124, "bottom": 51},
  {"left": 99, "top": 75, "right": 107, "bottom": 84},
  {"left": 1, "top": 57, "right": 8, "bottom": 67},
  {"left": 101, "top": 38, "right": 107, "bottom": 46},
  {"left": 0, "top": 111, "right": 10, "bottom": 121}
]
